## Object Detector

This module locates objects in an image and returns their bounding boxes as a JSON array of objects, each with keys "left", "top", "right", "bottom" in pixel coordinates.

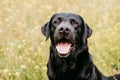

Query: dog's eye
[
  {"left": 53, "top": 17, "right": 62, "bottom": 25},
  {"left": 70, "top": 19, "right": 78, "bottom": 26},
  {"left": 53, "top": 20, "right": 60, "bottom": 25}
]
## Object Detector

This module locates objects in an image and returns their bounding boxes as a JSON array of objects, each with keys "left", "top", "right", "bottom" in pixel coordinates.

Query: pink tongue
[{"left": 56, "top": 42, "right": 71, "bottom": 54}]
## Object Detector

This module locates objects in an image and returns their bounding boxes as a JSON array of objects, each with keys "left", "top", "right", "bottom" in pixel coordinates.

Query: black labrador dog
[{"left": 41, "top": 13, "right": 120, "bottom": 80}]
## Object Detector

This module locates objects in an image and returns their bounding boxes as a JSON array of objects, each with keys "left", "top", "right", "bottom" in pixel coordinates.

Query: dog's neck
[{"left": 48, "top": 43, "right": 96, "bottom": 79}]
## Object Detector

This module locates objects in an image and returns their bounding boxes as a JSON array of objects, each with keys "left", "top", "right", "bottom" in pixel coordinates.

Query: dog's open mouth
[{"left": 56, "top": 39, "right": 73, "bottom": 57}]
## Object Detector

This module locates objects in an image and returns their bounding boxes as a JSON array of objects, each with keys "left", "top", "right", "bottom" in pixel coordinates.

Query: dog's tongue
[{"left": 56, "top": 42, "right": 71, "bottom": 54}]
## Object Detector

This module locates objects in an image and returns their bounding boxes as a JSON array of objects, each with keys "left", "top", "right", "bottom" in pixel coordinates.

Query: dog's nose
[{"left": 59, "top": 27, "right": 70, "bottom": 34}]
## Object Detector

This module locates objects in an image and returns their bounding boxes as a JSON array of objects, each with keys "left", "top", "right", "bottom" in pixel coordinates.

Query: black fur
[{"left": 41, "top": 13, "right": 120, "bottom": 80}]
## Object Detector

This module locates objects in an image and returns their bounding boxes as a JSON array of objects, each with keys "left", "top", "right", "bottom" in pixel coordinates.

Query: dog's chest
[{"left": 55, "top": 60, "right": 76, "bottom": 74}]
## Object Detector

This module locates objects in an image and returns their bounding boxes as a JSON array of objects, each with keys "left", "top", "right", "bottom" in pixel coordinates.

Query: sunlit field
[{"left": 0, "top": 0, "right": 120, "bottom": 80}]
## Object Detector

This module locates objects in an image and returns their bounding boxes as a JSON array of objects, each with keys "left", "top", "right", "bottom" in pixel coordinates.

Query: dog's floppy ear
[
  {"left": 41, "top": 14, "right": 56, "bottom": 41},
  {"left": 41, "top": 22, "right": 50, "bottom": 41},
  {"left": 82, "top": 18, "right": 92, "bottom": 44}
]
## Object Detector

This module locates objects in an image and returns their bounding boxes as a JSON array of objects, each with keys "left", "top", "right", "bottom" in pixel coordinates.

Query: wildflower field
[{"left": 0, "top": 0, "right": 120, "bottom": 80}]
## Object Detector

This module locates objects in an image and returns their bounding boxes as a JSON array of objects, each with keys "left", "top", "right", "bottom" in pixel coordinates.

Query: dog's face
[{"left": 41, "top": 13, "right": 92, "bottom": 57}]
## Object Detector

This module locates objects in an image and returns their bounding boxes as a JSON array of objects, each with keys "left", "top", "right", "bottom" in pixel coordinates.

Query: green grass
[{"left": 0, "top": 0, "right": 120, "bottom": 79}]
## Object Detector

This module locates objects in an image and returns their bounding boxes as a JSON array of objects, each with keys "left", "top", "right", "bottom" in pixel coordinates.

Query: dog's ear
[
  {"left": 75, "top": 16, "right": 92, "bottom": 58},
  {"left": 83, "top": 23, "right": 92, "bottom": 43},
  {"left": 41, "top": 14, "right": 56, "bottom": 41},
  {"left": 41, "top": 22, "right": 50, "bottom": 41},
  {"left": 84, "top": 23, "right": 92, "bottom": 38},
  {"left": 80, "top": 16, "right": 92, "bottom": 44}
]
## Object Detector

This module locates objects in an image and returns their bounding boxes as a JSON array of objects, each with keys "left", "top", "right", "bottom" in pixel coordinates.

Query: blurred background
[{"left": 0, "top": 0, "right": 120, "bottom": 80}]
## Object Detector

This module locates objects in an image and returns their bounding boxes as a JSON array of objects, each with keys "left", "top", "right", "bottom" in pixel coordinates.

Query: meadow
[{"left": 0, "top": 0, "right": 120, "bottom": 80}]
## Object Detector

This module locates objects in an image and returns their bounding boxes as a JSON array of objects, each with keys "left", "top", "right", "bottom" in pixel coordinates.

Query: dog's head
[{"left": 41, "top": 13, "right": 92, "bottom": 57}]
